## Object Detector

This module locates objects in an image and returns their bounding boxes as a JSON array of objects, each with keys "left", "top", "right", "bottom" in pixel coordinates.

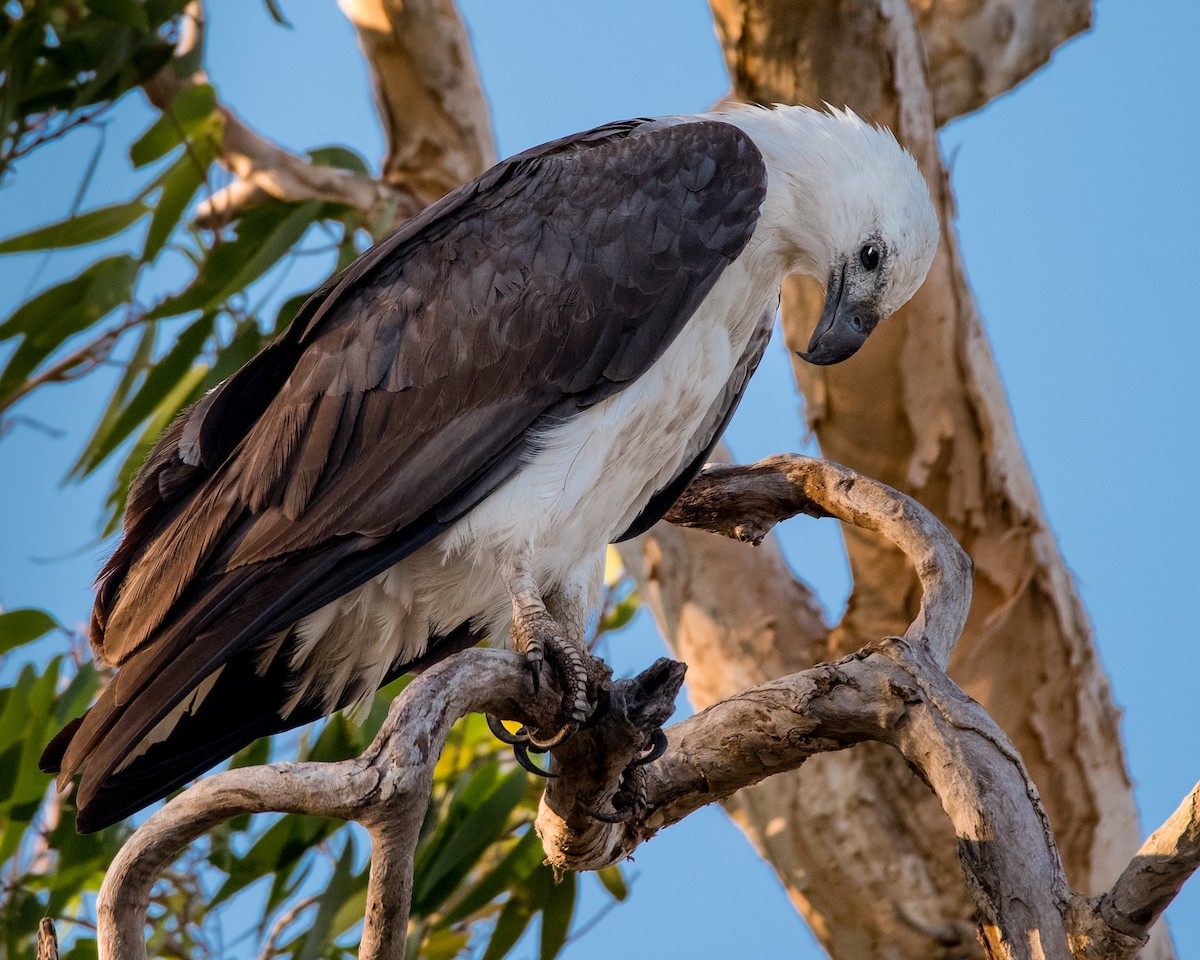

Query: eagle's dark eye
[{"left": 860, "top": 243, "right": 881, "bottom": 272}]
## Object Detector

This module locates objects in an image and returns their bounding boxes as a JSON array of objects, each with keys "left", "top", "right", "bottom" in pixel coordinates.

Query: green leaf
[
  {"left": 596, "top": 864, "right": 628, "bottom": 901},
  {"left": 539, "top": 872, "right": 575, "bottom": 960},
  {"left": 75, "top": 313, "right": 213, "bottom": 477},
  {"left": 0, "top": 657, "right": 64, "bottom": 860},
  {"left": 438, "top": 828, "right": 545, "bottom": 926},
  {"left": 68, "top": 322, "right": 156, "bottom": 482},
  {"left": 480, "top": 880, "right": 542, "bottom": 960},
  {"left": 199, "top": 319, "right": 269, "bottom": 389},
  {"left": 61, "top": 938, "right": 99, "bottom": 960},
  {"left": 212, "top": 814, "right": 335, "bottom": 907},
  {"left": 87, "top": 0, "right": 151, "bottom": 31},
  {"left": 229, "top": 735, "right": 270, "bottom": 770},
  {"left": 413, "top": 769, "right": 528, "bottom": 914},
  {"left": 129, "top": 83, "right": 218, "bottom": 168},
  {"left": 52, "top": 663, "right": 101, "bottom": 726},
  {"left": 292, "top": 836, "right": 357, "bottom": 960},
  {"left": 142, "top": 140, "right": 215, "bottom": 260},
  {"left": 0, "top": 255, "right": 139, "bottom": 405},
  {"left": 0, "top": 608, "right": 59, "bottom": 656},
  {"left": 99, "top": 361, "right": 208, "bottom": 536},
  {"left": 145, "top": 0, "right": 194, "bottom": 29},
  {"left": 0, "top": 200, "right": 149, "bottom": 253},
  {"left": 308, "top": 145, "right": 370, "bottom": 177},
  {"left": 147, "top": 200, "right": 320, "bottom": 320}
]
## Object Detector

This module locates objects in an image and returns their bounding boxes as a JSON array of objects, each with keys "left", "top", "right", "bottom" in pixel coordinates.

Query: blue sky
[{"left": 1, "top": 0, "right": 1198, "bottom": 956}]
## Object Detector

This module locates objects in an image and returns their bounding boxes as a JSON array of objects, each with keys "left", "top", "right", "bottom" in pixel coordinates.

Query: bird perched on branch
[{"left": 42, "top": 104, "right": 938, "bottom": 832}]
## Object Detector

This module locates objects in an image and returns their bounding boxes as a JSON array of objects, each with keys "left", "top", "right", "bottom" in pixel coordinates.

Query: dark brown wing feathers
[{"left": 45, "top": 118, "right": 767, "bottom": 830}]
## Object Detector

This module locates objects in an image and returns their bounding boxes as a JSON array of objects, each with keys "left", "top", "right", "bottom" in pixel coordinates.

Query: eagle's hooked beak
[{"left": 798, "top": 264, "right": 880, "bottom": 366}]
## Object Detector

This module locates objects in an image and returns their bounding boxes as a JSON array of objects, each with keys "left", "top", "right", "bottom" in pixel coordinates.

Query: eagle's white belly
[{"left": 284, "top": 252, "right": 779, "bottom": 714}]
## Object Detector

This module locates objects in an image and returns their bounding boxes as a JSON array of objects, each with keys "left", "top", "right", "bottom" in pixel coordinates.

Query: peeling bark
[{"left": 911, "top": 0, "right": 1092, "bottom": 124}]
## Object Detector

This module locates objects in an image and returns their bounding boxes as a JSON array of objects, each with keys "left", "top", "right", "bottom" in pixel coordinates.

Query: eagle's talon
[
  {"left": 526, "top": 651, "right": 543, "bottom": 694},
  {"left": 513, "top": 743, "right": 557, "bottom": 778},
  {"left": 632, "top": 728, "right": 668, "bottom": 767},
  {"left": 486, "top": 713, "right": 529, "bottom": 745},
  {"left": 588, "top": 802, "right": 635, "bottom": 824}
]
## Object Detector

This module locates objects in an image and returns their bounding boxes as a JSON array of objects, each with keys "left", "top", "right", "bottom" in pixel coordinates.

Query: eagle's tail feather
[{"left": 42, "top": 621, "right": 480, "bottom": 833}]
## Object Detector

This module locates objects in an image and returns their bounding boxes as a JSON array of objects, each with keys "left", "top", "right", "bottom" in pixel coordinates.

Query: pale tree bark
[
  {"left": 338, "top": 0, "right": 495, "bottom": 206},
  {"left": 610, "top": 0, "right": 1166, "bottom": 957},
  {"left": 96, "top": 457, "right": 1200, "bottom": 960}
]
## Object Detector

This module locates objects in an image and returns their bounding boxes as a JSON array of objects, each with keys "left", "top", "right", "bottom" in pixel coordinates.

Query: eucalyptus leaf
[
  {"left": 596, "top": 864, "right": 628, "bottom": 901},
  {"left": 0, "top": 254, "right": 138, "bottom": 404},
  {"left": 129, "top": 83, "right": 218, "bottom": 168},
  {"left": 147, "top": 200, "right": 320, "bottom": 320},
  {"left": 292, "top": 836, "right": 357, "bottom": 960},
  {"left": 142, "top": 140, "right": 215, "bottom": 261},
  {"left": 413, "top": 769, "right": 528, "bottom": 914},
  {"left": 0, "top": 609, "right": 59, "bottom": 656},
  {"left": 0, "top": 201, "right": 149, "bottom": 253},
  {"left": 480, "top": 876, "right": 545, "bottom": 960},
  {"left": 308, "top": 145, "right": 371, "bottom": 177},
  {"left": 438, "top": 828, "right": 545, "bottom": 926},
  {"left": 539, "top": 871, "right": 575, "bottom": 960}
]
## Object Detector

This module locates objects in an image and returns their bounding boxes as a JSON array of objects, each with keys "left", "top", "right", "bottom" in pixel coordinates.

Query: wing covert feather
[{"left": 65, "top": 118, "right": 766, "bottom": 813}]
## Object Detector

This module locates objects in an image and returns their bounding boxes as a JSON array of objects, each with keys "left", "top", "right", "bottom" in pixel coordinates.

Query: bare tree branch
[
  {"left": 36, "top": 918, "right": 58, "bottom": 960},
  {"left": 142, "top": 3, "right": 402, "bottom": 228},
  {"left": 912, "top": 0, "right": 1092, "bottom": 125},
  {"left": 96, "top": 650, "right": 557, "bottom": 960},
  {"left": 1083, "top": 783, "right": 1200, "bottom": 955},
  {"left": 338, "top": 0, "right": 495, "bottom": 207}
]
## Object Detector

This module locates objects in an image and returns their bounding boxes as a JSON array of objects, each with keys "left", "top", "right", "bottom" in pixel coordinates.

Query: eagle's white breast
[{"left": 281, "top": 232, "right": 783, "bottom": 715}]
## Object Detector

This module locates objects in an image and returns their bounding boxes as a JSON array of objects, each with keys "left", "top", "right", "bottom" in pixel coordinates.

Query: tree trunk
[{"left": 619, "top": 0, "right": 1170, "bottom": 956}]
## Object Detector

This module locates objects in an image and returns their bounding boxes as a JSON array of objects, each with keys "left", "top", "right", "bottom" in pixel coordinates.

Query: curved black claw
[
  {"left": 588, "top": 802, "right": 636, "bottom": 824},
  {"left": 631, "top": 729, "right": 668, "bottom": 767},
  {"left": 588, "top": 764, "right": 648, "bottom": 823},
  {"left": 513, "top": 743, "right": 557, "bottom": 778},
  {"left": 486, "top": 713, "right": 530, "bottom": 746}
]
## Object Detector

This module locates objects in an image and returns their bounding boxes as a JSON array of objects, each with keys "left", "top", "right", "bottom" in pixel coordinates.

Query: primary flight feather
[{"left": 42, "top": 104, "right": 938, "bottom": 831}]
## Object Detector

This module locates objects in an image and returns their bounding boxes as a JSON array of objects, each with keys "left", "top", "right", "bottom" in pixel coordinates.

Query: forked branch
[
  {"left": 143, "top": 3, "right": 404, "bottom": 229},
  {"left": 94, "top": 456, "right": 1198, "bottom": 960}
]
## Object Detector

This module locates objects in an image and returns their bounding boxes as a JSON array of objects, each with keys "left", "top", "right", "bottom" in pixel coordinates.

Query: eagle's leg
[{"left": 491, "top": 552, "right": 604, "bottom": 754}]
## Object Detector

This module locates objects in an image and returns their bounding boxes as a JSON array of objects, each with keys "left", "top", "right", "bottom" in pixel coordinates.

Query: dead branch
[
  {"left": 36, "top": 918, "right": 58, "bottom": 960},
  {"left": 96, "top": 650, "right": 555, "bottom": 960},
  {"left": 94, "top": 454, "right": 1196, "bottom": 960},
  {"left": 1078, "top": 782, "right": 1200, "bottom": 957}
]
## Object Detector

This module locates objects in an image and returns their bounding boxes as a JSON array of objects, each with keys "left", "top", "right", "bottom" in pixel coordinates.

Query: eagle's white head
[{"left": 719, "top": 104, "right": 940, "bottom": 364}]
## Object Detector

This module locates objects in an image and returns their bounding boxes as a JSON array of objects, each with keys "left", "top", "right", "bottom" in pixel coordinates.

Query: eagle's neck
[{"left": 709, "top": 105, "right": 862, "bottom": 280}]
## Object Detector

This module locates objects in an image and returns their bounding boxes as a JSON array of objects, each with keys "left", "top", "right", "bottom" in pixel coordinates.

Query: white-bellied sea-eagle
[{"left": 42, "top": 104, "right": 939, "bottom": 831}]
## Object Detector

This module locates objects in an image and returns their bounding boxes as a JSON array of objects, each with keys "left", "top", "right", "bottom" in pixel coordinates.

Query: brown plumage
[{"left": 42, "top": 118, "right": 768, "bottom": 831}]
